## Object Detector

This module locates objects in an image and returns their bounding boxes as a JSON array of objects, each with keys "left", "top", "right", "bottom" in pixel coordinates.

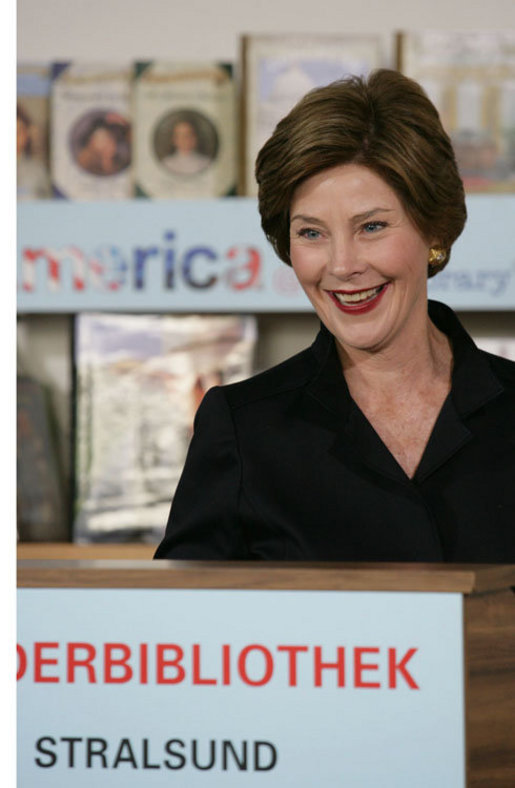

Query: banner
[
  {"left": 17, "top": 195, "right": 515, "bottom": 312},
  {"left": 17, "top": 587, "right": 466, "bottom": 787}
]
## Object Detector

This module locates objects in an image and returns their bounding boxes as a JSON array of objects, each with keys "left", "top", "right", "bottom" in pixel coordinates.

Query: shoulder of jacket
[
  {"left": 481, "top": 349, "right": 515, "bottom": 387},
  {"left": 221, "top": 343, "right": 321, "bottom": 410}
]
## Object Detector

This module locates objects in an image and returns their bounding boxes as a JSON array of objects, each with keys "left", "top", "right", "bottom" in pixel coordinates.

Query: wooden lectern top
[{"left": 17, "top": 556, "right": 515, "bottom": 594}]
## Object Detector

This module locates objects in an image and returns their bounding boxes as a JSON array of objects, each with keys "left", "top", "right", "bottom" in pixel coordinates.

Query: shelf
[{"left": 17, "top": 542, "right": 156, "bottom": 561}]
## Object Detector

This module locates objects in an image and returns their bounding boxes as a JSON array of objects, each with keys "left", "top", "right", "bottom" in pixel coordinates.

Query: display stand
[{"left": 17, "top": 561, "right": 515, "bottom": 787}]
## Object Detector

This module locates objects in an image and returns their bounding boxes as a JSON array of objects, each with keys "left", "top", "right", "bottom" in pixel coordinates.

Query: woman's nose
[{"left": 327, "top": 237, "right": 366, "bottom": 278}]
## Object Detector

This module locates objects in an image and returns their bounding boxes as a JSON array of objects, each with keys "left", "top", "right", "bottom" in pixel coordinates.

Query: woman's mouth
[{"left": 328, "top": 283, "right": 389, "bottom": 314}]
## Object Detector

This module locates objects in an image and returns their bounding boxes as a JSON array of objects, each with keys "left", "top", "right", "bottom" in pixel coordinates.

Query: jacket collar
[
  {"left": 304, "top": 300, "right": 504, "bottom": 483},
  {"left": 429, "top": 300, "right": 503, "bottom": 415}
]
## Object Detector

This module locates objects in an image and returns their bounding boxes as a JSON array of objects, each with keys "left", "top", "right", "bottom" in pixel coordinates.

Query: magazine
[{"left": 73, "top": 313, "right": 256, "bottom": 541}]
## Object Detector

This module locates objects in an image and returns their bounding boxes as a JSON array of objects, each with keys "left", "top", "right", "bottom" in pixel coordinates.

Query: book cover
[
  {"left": 50, "top": 62, "right": 132, "bottom": 199},
  {"left": 73, "top": 313, "right": 256, "bottom": 542},
  {"left": 133, "top": 61, "right": 237, "bottom": 198},
  {"left": 240, "top": 34, "right": 385, "bottom": 195},
  {"left": 17, "top": 63, "right": 52, "bottom": 200},
  {"left": 397, "top": 30, "right": 515, "bottom": 193}
]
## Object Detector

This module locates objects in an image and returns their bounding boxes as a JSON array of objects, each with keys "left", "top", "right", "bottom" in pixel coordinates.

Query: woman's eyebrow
[
  {"left": 351, "top": 207, "right": 394, "bottom": 222},
  {"left": 290, "top": 207, "right": 395, "bottom": 225},
  {"left": 290, "top": 213, "right": 324, "bottom": 225}
]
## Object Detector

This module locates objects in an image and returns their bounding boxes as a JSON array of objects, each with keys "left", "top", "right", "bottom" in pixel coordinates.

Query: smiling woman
[
  {"left": 155, "top": 69, "right": 515, "bottom": 564},
  {"left": 288, "top": 165, "right": 434, "bottom": 353},
  {"left": 287, "top": 163, "right": 456, "bottom": 479}
]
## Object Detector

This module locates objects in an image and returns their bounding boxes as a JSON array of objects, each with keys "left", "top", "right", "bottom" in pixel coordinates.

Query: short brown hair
[{"left": 255, "top": 69, "right": 466, "bottom": 277}]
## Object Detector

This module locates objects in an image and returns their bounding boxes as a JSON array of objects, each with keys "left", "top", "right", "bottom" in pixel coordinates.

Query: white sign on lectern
[{"left": 17, "top": 588, "right": 465, "bottom": 787}]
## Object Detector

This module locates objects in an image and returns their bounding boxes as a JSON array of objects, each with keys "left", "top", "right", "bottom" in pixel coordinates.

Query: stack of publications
[
  {"left": 40, "top": 60, "right": 236, "bottom": 200},
  {"left": 17, "top": 32, "right": 515, "bottom": 200},
  {"left": 73, "top": 313, "right": 256, "bottom": 542}
]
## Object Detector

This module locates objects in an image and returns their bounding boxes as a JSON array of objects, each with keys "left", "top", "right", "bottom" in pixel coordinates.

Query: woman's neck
[{"left": 337, "top": 319, "right": 453, "bottom": 404}]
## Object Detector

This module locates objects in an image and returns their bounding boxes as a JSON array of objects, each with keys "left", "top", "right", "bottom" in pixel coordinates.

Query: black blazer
[{"left": 155, "top": 301, "right": 515, "bottom": 563}]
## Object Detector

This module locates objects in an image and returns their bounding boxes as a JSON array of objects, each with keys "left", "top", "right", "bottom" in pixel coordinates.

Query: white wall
[{"left": 17, "top": 0, "right": 515, "bottom": 61}]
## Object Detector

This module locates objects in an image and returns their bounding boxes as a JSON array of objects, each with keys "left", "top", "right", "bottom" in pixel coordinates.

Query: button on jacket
[{"left": 155, "top": 301, "right": 515, "bottom": 563}]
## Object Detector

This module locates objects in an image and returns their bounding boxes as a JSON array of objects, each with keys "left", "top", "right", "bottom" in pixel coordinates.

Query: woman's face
[
  {"left": 172, "top": 122, "right": 198, "bottom": 154},
  {"left": 289, "top": 163, "right": 434, "bottom": 359},
  {"left": 89, "top": 128, "right": 117, "bottom": 157}
]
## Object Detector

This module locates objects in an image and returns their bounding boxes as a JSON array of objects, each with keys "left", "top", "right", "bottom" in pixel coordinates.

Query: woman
[
  {"left": 76, "top": 116, "right": 129, "bottom": 177},
  {"left": 155, "top": 69, "right": 515, "bottom": 563},
  {"left": 162, "top": 119, "right": 212, "bottom": 176}
]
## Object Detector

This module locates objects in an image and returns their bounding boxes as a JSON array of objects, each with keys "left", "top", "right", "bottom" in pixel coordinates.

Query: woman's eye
[
  {"left": 298, "top": 228, "right": 321, "bottom": 239},
  {"left": 362, "top": 221, "right": 386, "bottom": 233}
]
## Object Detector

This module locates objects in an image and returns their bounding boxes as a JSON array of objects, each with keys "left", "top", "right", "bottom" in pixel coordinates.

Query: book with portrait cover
[
  {"left": 239, "top": 34, "right": 385, "bottom": 195},
  {"left": 73, "top": 313, "right": 256, "bottom": 542},
  {"left": 50, "top": 62, "right": 132, "bottom": 199},
  {"left": 133, "top": 61, "right": 237, "bottom": 198},
  {"left": 397, "top": 30, "right": 515, "bottom": 192},
  {"left": 17, "top": 63, "right": 52, "bottom": 200}
]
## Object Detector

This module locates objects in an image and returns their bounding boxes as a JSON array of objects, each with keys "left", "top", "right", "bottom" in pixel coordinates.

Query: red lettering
[
  {"left": 34, "top": 642, "right": 59, "bottom": 683},
  {"left": 21, "top": 248, "right": 44, "bottom": 291},
  {"left": 16, "top": 640, "right": 422, "bottom": 690},
  {"left": 277, "top": 645, "right": 308, "bottom": 686},
  {"left": 354, "top": 647, "right": 380, "bottom": 688},
  {"left": 222, "top": 644, "right": 231, "bottom": 685},
  {"left": 104, "top": 643, "right": 132, "bottom": 684},
  {"left": 238, "top": 645, "right": 274, "bottom": 686},
  {"left": 17, "top": 645, "right": 27, "bottom": 680},
  {"left": 226, "top": 246, "right": 261, "bottom": 290},
  {"left": 67, "top": 643, "right": 97, "bottom": 683},
  {"left": 314, "top": 646, "right": 345, "bottom": 687},
  {"left": 140, "top": 644, "right": 148, "bottom": 684},
  {"left": 156, "top": 645, "right": 185, "bottom": 685},
  {"left": 388, "top": 648, "right": 419, "bottom": 689},
  {"left": 49, "top": 257, "right": 59, "bottom": 282},
  {"left": 192, "top": 644, "right": 217, "bottom": 685}
]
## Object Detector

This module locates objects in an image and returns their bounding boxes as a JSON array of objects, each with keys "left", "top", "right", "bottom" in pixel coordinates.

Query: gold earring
[{"left": 428, "top": 247, "right": 445, "bottom": 266}]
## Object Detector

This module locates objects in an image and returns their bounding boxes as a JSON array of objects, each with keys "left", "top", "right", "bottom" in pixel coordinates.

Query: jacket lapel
[
  {"left": 301, "top": 303, "right": 505, "bottom": 485},
  {"left": 304, "top": 326, "right": 409, "bottom": 483}
]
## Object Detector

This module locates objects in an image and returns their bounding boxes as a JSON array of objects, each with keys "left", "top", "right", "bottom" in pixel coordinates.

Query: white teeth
[{"left": 334, "top": 285, "right": 383, "bottom": 304}]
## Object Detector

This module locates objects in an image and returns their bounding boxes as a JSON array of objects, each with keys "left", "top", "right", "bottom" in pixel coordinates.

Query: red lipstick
[{"left": 328, "top": 283, "right": 389, "bottom": 314}]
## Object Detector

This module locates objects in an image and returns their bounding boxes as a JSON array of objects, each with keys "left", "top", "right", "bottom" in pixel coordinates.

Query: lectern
[{"left": 17, "top": 560, "right": 515, "bottom": 787}]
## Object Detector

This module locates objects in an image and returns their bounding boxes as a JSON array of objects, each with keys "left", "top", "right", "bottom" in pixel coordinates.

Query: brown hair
[{"left": 255, "top": 69, "right": 466, "bottom": 277}]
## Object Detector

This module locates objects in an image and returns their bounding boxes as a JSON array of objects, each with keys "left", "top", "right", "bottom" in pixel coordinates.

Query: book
[
  {"left": 240, "top": 34, "right": 385, "bottom": 195},
  {"left": 397, "top": 30, "right": 515, "bottom": 192},
  {"left": 50, "top": 62, "right": 132, "bottom": 199},
  {"left": 17, "top": 63, "right": 52, "bottom": 200},
  {"left": 73, "top": 313, "right": 256, "bottom": 542},
  {"left": 133, "top": 61, "right": 237, "bottom": 198}
]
